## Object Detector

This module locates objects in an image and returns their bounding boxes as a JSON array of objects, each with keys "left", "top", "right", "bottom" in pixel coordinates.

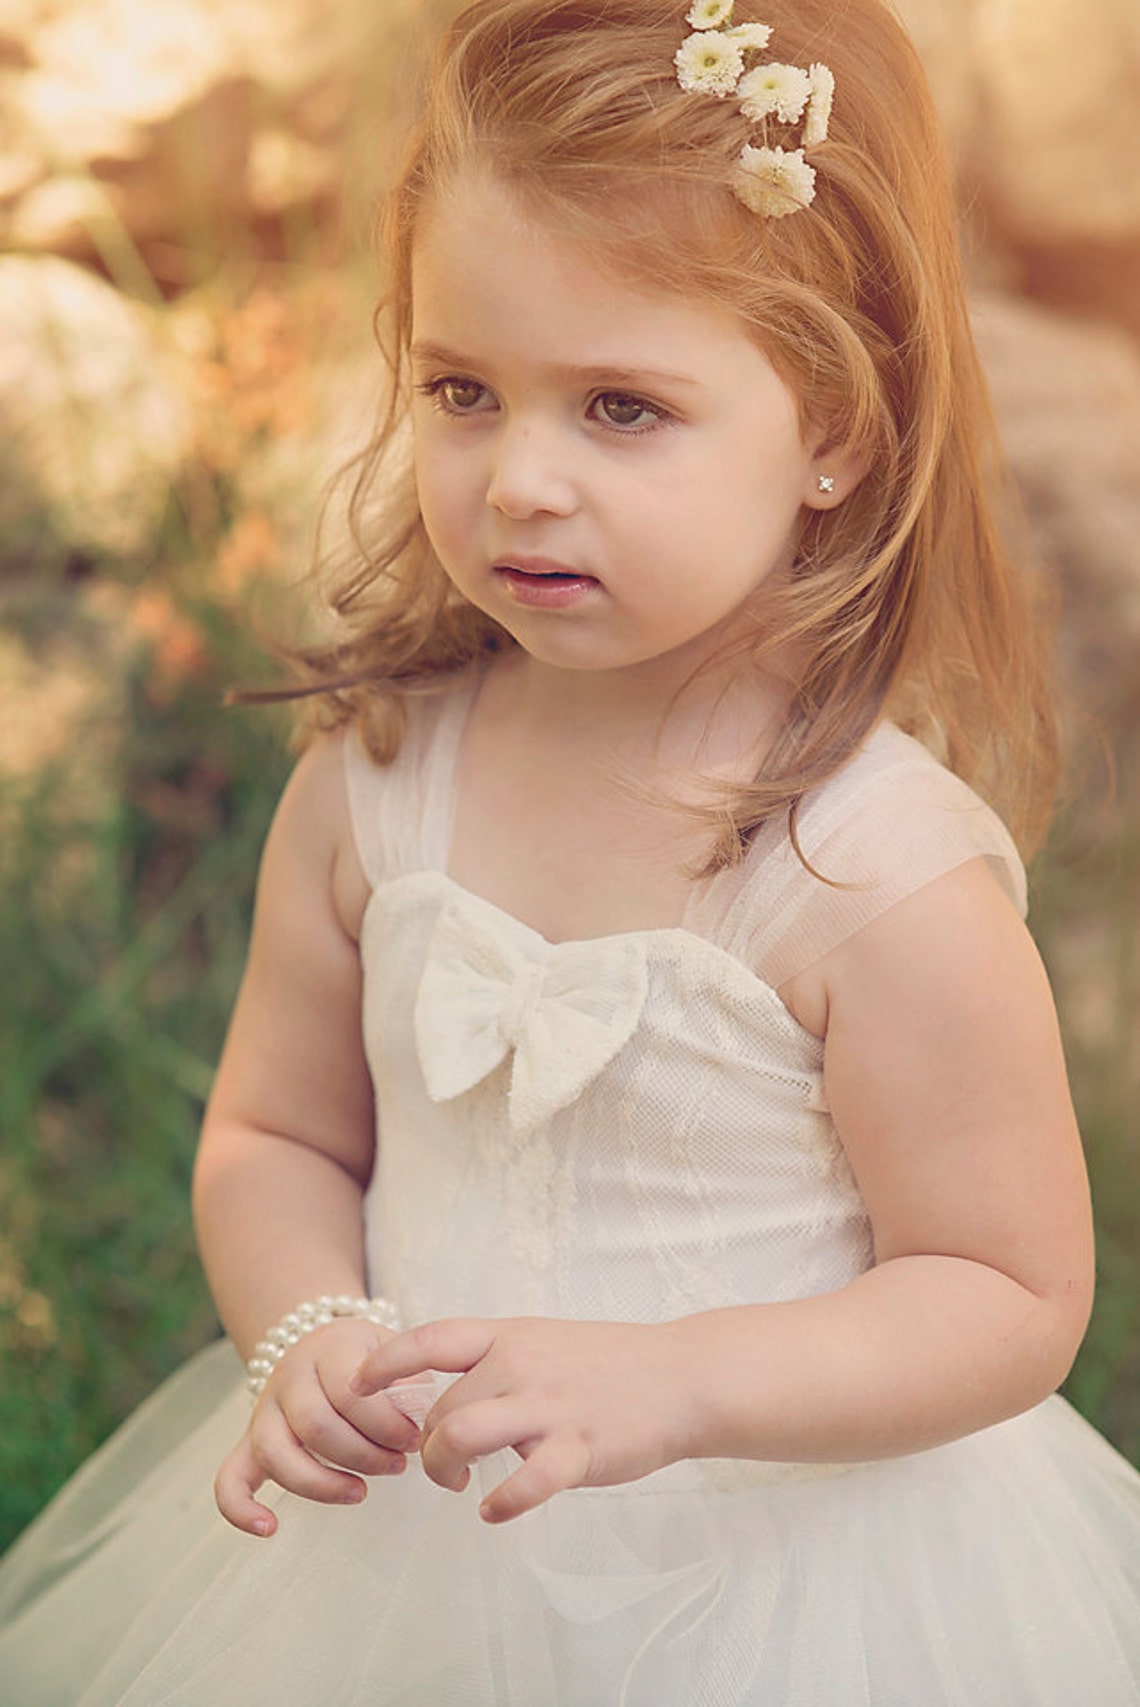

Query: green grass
[
  {"left": 1037, "top": 793, "right": 1140, "bottom": 1465},
  {"left": 0, "top": 568, "right": 291, "bottom": 1548}
]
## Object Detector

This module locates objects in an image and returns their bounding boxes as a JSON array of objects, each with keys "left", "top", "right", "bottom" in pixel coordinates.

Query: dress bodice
[{"left": 345, "top": 673, "right": 1026, "bottom": 1329}]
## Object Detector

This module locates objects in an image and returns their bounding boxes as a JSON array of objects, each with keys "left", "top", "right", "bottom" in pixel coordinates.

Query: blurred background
[{"left": 0, "top": 0, "right": 1138, "bottom": 1553}]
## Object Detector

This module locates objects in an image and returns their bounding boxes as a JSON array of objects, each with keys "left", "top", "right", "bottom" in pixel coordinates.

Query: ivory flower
[
  {"left": 686, "top": 0, "right": 734, "bottom": 28},
  {"left": 725, "top": 22, "right": 773, "bottom": 52},
  {"left": 732, "top": 144, "right": 817, "bottom": 217},
  {"left": 737, "top": 61, "right": 812, "bottom": 125},
  {"left": 803, "top": 62, "right": 836, "bottom": 147},
  {"left": 675, "top": 30, "right": 745, "bottom": 97}
]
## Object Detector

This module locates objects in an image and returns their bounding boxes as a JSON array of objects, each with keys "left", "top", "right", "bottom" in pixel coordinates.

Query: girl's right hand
[{"left": 214, "top": 1319, "right": 423, "bottom": 1536}]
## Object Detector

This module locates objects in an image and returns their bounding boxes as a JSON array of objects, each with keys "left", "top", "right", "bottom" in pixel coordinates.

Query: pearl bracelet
[{"left": 246, "top": 1294, "right": 401, "bottom": 1397}]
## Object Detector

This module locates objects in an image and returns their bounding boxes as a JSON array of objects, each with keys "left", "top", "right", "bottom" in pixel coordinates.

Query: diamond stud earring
[{"left": 817, "top": 475, "right": 836, "bottom": 494}]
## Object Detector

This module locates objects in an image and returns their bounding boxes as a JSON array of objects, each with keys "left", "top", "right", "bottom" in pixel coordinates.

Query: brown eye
[
  {"left": 594, "top": 392, "right": 657, "bottom": 428},
  {"left": 439, "top": 378, "right": 487, "bottom": 411}
]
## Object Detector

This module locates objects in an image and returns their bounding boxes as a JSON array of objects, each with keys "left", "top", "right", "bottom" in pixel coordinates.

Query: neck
[{"left": 497, "top": 647, "right": 791, "bottom": 779}]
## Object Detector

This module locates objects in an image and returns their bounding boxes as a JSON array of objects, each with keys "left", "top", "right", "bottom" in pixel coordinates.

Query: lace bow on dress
[{"left": 414, "top": 892, "right": 650, "bottom": 1133}]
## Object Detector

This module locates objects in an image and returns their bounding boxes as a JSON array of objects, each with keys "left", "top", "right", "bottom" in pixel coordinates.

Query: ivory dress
[{"left": 2, "top": 674, "right": 1140, "bottom": 1706}]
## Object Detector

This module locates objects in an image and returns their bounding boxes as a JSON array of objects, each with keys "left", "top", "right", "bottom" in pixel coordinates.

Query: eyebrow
[{"left": 409, "top": 341, "right": 702, "bottom": 390}]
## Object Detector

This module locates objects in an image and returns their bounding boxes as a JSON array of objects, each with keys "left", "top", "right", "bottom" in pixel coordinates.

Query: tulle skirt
[{"left": 2, "top": 1339, "right": 1140, "bottom": 1706}]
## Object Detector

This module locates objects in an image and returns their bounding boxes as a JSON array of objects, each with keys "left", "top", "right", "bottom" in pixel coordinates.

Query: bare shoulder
[
  {"left": 262, "top": 727, "right": 371, "bottom": 943},
  {"left": 205, "top": 724, "right": 376, "bottom": 1181}
]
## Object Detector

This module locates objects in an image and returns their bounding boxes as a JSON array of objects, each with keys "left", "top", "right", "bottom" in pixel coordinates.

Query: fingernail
[
  {"left": 252, "top": 1517, "right": 273, "bottom": 1537},
  {"left": 348, "top": 1373, "right": 367, "bottom": 1395}
]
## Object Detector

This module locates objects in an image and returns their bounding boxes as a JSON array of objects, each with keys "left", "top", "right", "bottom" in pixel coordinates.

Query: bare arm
[
  {"left": 195, "top": 732, "right": 419, "bottom": 1532},
  {"left": 193, "top": 730, "right": 376, "bottom": 1355}
]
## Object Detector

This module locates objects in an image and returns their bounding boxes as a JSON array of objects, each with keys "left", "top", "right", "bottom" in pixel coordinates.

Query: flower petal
[
  {"left": 737, "top": 62, "right": 812, "bottom": 125},
  {"left": 685, "top": 0, "right": 734, "bottom": 29},
  {"left": 725, "top": 22, "right": 773, "bottom": 52},
  {"left": 803, "top": 62, "right": 836, "bottom": 147},
  {"left": 732, "top": 144, "right": 817, "bottom": 218},
  {"left": 674, "top": 29, "right": 745, "bottom": 96}
]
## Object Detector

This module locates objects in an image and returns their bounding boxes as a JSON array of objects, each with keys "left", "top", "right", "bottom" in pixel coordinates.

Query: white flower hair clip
[{"left": 674, "top": 2, "right": 834, "bottom": 218}]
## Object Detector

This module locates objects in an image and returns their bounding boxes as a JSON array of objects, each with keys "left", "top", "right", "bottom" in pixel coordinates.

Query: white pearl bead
[{"left": 246, "top": 1293, "right": 403, "bottom": 1400}]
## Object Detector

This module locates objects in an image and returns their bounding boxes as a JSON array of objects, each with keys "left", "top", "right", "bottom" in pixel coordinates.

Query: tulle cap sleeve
[
  {"left": 698, "top": 724, "right": 1028, "bottom": 991},
  {"left": 342, "top": 675, "right": 479, "bottom": 889}
]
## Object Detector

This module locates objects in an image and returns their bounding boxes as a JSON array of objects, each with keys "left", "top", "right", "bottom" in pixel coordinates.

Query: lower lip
[{"left": 496, "top": 568, "right": 600, "bottom": 608}]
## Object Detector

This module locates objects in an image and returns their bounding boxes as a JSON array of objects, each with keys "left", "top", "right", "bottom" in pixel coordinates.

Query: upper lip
[{"left": 493, "top": 554, "right": 597, "bottom": 579}]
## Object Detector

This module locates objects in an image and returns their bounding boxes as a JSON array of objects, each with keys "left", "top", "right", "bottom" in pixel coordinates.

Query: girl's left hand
[{"left": 350, "top": 1316, "right": 694, "bottom": 1523}]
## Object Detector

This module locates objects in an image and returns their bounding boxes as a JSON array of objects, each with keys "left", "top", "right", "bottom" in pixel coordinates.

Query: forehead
[{"left": 409, "top": 171, "right": 760, "bottom": 375}]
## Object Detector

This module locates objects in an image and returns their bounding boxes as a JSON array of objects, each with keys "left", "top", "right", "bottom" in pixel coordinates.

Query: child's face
[{"left": 410, "top": 172, "right": 832, "bottom": 686}]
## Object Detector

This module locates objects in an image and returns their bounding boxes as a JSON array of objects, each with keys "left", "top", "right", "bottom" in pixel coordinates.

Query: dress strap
[
  {"left": 692, "top": 723, "right": 1028, "bottom": 990},
  {"left": 342, "top": 673, "right": 480, "bottom": 890}
]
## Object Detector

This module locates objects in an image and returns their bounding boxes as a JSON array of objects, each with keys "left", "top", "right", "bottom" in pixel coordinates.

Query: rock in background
[
  {"left": 972, "top": 293, "right": 1140, "bottom": 735},
  {"left": 0, "top": 255, "right": 193, "bottom": 564},
  {"left": 967, "top": 0, "right": 1140, "bottom": 336},
  {"left": 0, "top": 0, "right": 380, "bottom": 274},
  {"left": 896, "top": 0, "right": 1140, "bottom": 741}
]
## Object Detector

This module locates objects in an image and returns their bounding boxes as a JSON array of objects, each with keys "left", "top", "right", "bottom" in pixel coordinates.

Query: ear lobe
[{"left": 803, "top": 440, "right": 871, "bottom": 509}]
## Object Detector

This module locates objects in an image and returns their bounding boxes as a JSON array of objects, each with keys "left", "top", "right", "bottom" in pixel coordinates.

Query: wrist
[
  {"left": 246, "top": 1293, "right": 401, "bottom": 1396},
  {"left": 659, "top": 1314, "right": 718, "bottom": 1462}
]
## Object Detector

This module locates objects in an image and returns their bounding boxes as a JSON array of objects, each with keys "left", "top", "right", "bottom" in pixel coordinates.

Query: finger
[
  {"left": 248, "top": 1407, "right": 376, "bottom": 1509},
  {"left": 478, "top": 1434, "right": 592, "bottom": 1525},
  {"left": 310, "top": 1376, "right": 420, "bottom": 1465},
  {"left": 350, "top": 1318, "right": 497, "bottom": 1396},
  {"left": 419, "top": 1396, "right": 534, "bottom": 1492},
  {"left": 214, "top": 1437, "right": 278, "bottom": 1537},
  {"left": 295, "top": 1405, "right": 413, "bottom": 1476}
]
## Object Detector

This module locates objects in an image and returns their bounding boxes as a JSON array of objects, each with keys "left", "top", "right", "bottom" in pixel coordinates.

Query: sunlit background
[{"left": 1, "top": 0, "right": 1138, "bottom": 1552}]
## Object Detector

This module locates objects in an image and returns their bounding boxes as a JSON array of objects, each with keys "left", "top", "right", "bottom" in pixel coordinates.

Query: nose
[{"left": 486, "top": 419, "right": 576, "bottom": 519}]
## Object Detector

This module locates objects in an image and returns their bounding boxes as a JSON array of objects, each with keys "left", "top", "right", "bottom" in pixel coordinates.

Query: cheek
[
  {"left": 413, "top": 447, "right": 455, "bottom": 542},
  {"left": 414, "top": 428, "right": 481, "bottom": 520},
  {"left": 411, "top": 466, "right": 453, "bottom": 571}
]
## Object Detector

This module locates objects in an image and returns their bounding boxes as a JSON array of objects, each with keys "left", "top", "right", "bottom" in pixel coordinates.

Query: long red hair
[{"left": 287, "top": 0, "right": 1059, "bottom": 863}]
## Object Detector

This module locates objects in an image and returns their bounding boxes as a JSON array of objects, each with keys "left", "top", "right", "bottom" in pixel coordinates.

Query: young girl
[{"left": 3, "top": 0, "right": 1140, "bottom": 1700}]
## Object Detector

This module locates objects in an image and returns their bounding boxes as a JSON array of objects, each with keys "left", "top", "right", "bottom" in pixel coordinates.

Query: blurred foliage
[
  {"left": 0, "top": 267, "right": 311, "bottom": 1547},
  {"left": 1038, "top": 784, "right": 1140, "bottom": 1462},
  {"left": 0, "top": 536, "right": 293, "bottom": 1549}
]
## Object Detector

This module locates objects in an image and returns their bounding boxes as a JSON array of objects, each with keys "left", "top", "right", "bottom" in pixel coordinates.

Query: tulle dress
[{"left": 3, "top": 673, "right": 1140, "bottom": 1707}]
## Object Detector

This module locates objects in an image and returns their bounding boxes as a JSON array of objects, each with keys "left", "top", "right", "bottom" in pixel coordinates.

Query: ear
[{"left": 801, "top": 433, "right": 871, "bottom": 511}]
